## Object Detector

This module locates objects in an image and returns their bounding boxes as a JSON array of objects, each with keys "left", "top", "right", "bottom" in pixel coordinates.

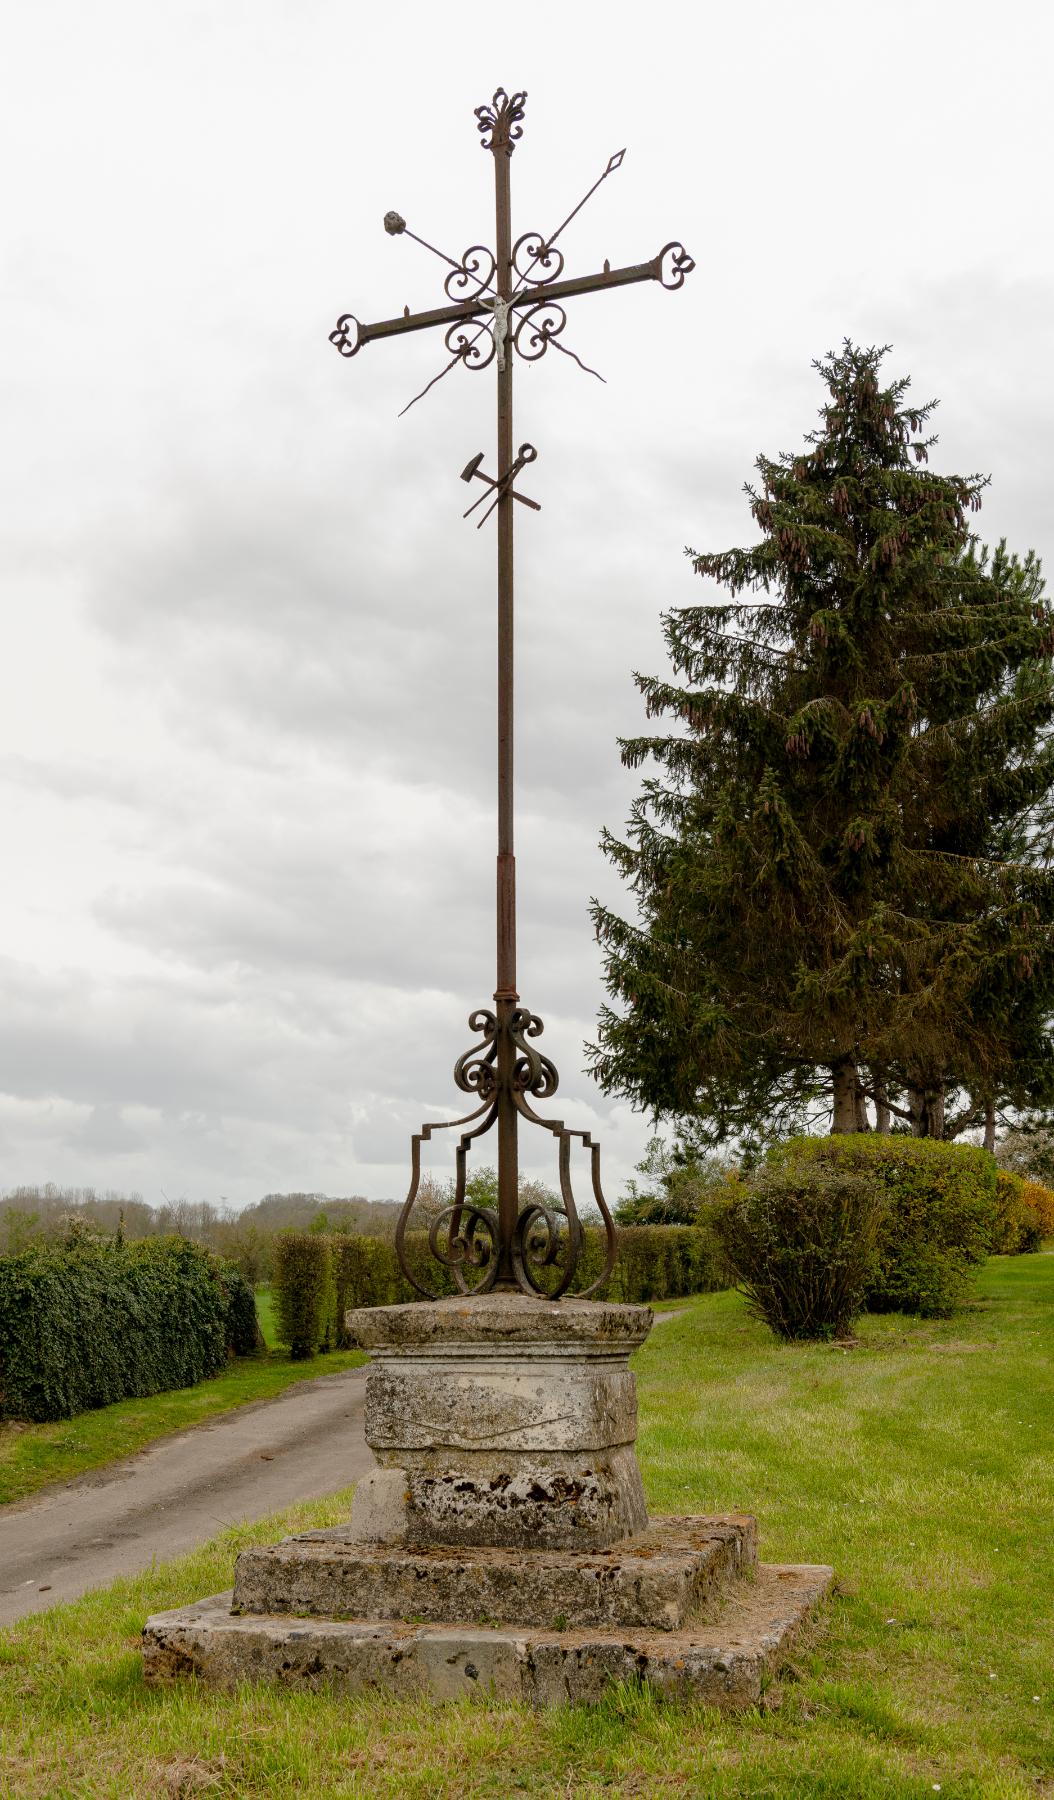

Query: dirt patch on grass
[{"left": 150, "top": 1755, "right": 228, "bottom": 1796}]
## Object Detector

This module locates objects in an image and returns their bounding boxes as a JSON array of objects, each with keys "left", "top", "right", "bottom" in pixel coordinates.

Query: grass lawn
[
  {"left": 0, "top": 1288, "right": 364, "bottom": 1507},
  {"left": 1, "top": 1257, "right": 1051, "bottom": 1798},
  {"left": 255, "top": 1284, "right": 278, "bottom": 1348}
]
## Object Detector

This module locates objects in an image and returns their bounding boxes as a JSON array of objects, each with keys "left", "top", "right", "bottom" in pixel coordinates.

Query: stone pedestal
[
  {"left": 143, "top": 1294, "right": 832, "bottom": 1707},
  {"left": 347, "top": 1294, "right": 649, "bottom": 1549}
]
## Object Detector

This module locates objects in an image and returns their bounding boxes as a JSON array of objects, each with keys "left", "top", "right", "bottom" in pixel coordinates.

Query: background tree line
[{"left": 0, "top": 1184, "right": 401, "bottom": 1280}]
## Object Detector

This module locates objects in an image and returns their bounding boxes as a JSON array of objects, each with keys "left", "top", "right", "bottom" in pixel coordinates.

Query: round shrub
[
  {"left": 774, "top": 1136, "right": 998, "bottom": 1317},
  {"left": 714, "top": 1161, "right": 885, "bottom": 1341}
]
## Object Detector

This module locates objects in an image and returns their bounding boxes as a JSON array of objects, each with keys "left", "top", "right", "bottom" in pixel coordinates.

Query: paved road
[{"left": 0, "top": 1366, "right": 373, "bottom": 1628}]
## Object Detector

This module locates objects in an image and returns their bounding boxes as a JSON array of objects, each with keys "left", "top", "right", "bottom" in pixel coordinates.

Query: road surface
[{"left": 0, "top": 1365, "right": 373, "bottom": 1628}]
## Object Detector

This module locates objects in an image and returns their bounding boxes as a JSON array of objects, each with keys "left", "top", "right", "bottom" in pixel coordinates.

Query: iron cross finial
[{"left": 474, "top": 87, "right": 527, "bottom": 155}]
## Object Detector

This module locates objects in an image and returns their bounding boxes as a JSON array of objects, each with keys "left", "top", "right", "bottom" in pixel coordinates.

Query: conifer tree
[{"left": 591, "top": 344, "right": 1054, "bottom": 1139}]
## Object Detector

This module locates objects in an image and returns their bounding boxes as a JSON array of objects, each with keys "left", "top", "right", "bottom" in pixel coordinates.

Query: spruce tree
[{"left": 591, "top": 343, "right": 1054, "bottom": 1139}]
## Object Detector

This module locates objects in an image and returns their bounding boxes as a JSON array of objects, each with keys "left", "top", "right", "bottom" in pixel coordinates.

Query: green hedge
[
  {"left": 575, "top": 1223, "right": 725, "bottom": 1304},
  {"left": 992, "top": 1171, "right": 1044, "bottom": 1256},
  {"left": 313, "top": 1223, "right": 724, "bottom": 1343},
  {"left": 218, "top": 1261, "right": 264, "bottom": 1355},
  {"left": 772, "top": 1135, "right": 999, "bottom": 1317},
  {"left": 272, "top": 1232, "right": 333, "bottom": 1358},
  {"left": 0, "top": 1237, "right": 241, "bottom": 1422}
]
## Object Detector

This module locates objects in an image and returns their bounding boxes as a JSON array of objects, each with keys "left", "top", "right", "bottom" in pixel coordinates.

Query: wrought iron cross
[{"left": 330, "top": 87, "right": 693, "bottom": 1300}]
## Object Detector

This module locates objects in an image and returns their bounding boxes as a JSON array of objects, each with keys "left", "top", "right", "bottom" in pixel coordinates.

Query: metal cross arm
[{"left": 329, "top": 243, "right": 695, "bottom": 362}]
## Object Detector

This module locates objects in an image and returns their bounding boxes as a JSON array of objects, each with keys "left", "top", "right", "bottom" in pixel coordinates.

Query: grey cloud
[
  {"left": 66, "top": 1103, "right": 152, "bottom": 1156},
  {"left": 2, "top": 2, "right": 1051, "bottom": 1212}
]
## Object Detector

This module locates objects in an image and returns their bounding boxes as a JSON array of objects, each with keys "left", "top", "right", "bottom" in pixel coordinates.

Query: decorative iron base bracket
[{"left": 394, "top": 1003, "right": 617, "bottom": 1299}]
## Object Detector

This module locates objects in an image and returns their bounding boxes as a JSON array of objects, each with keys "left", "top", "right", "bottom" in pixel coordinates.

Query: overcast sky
[{"left": 2, "top": 1, "right": 1052, "bottom": 1211}]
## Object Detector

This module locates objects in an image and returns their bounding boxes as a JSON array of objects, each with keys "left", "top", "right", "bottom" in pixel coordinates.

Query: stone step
[
  {"left": 232, "top": 1513, "right": 758, "bottom": 1634},
  {"left": 144, "top": 1562, "right": 834, "bottom": 1709}
]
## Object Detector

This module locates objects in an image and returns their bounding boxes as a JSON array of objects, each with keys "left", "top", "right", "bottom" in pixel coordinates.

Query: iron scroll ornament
[
  {"left": 511, "top": 232, "right": 565, "bottom": 287},
  {"left": 393, "top": 1004, "right": 618, "bottom": 1300},
  {"left": 445, "top": 245, "right": 497, "bottom": 303},
  {"left": 658, "top": 242, "right": 695, "bottom": 288}
]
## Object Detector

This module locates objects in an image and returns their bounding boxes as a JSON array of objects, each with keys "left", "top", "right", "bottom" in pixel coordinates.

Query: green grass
[
  {"left": 0, "top": 1288, "right": 364, "bottom": 1506},
  {"left": 1, "top": 1258, "right": 1052, "bottom": 1797},
  {"left": 255, "top": 1284, "right": 277, "bottom": 1348}
]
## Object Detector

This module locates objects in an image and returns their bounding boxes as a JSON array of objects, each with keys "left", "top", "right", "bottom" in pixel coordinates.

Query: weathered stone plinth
[
  {"left": 346, "top": 1295, "right": 650, "bottom": 1549},
  {"left": 143, "top": 1563, "right": 832, "bottom": 1707},
  {"left": 232, "top": 1514, "right": 758, "bottom": 1632},
  {"left": 143, "top": 1293, "right": 833, "bottom": 1706}
]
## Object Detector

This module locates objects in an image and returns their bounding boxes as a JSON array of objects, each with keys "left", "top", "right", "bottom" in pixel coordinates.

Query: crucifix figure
[{"left": 330, "top": 87, "right": 694, "bottom": 1300}]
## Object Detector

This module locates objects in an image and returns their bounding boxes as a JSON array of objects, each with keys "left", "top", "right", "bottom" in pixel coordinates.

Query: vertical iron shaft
[
  {"left": 352, "top": 88, "right": 686, "bottom": 1300},
  {"left": 492, "top": 136, "right": 518, "bottom": 1278}
]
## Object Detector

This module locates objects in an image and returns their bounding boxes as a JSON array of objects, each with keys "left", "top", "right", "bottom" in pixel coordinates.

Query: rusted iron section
[
  {"left": 330, "top": 87, "right": 693, "bottom": 1299},
  {"left": 329, "top": 245, "right": 695, "bottom": 362}
]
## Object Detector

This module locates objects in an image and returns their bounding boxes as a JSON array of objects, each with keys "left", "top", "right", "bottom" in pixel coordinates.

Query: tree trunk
[
  {"left": 873, "top": 1075, "right": 892, "bottom": 1135},
  {"left": 907, "top": 1087, "right": 923, "bottom": 1136},
  {"left": 908, "top": 1084, "right": 946, "bottom": 1138},
  {"left": 854, "top": 1075, "right": 871, "bottom": 1132},
  {"left": 831, "top": 1059, "right": 859, "bottom": 1133},
  {"left": 983, "top": 1100, "right": 996, "bottom": 1155}
]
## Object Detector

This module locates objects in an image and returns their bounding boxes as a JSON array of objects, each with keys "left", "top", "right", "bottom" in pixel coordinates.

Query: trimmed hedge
[
  {"left": 319, "top": 1223, "right": 725, "bottom": 1341},
  {"left": 272, "top": 1232, "right": 333, "bottom": 1358},
  {"left": 581, "top": 1223, "right": 725, "bottom": 1304},
  {"left": 218, "top": 1261, "right": 265, "bottom": 1355},
  {"left": 773, "top": 1135, "right": 998, "bottom": 1318},
  {"left": 0, "top": 1237, "right": 239, "bottom": 1422}
]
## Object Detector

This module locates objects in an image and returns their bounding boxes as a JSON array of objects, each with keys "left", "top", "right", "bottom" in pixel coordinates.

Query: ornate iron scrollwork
[
  {"left": 395, "top": 1002, "right": 618, "bottom": 1301},
  {"left": 330, "top": 104, "right": 694, "bottom": 416},
  {"left": 512, "top": 302, "right": 605, "bottom": 382},
  {"left": 454, "top": 1007, "right": 499, "bottom": 1096},
  {"left": 474, "top": 87, "right": 527, "bottom": 155},
  {"left": 513, "top": 300, "right": 567, "bottom": 362},
  {"left": 444, "top": 246, "right": 497, "bottom": 304},
  {"left": 446, "top": 318, "right": 496, "bottom": 371},
  {"left": 329, "top": 314, "right": 364, "bottom": 358},
  {"left": 511, "top": 232, "right": 565, "bottom": 288},
  {"left": 657, "top": 242, "right": 696, "bottom": 289}
]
